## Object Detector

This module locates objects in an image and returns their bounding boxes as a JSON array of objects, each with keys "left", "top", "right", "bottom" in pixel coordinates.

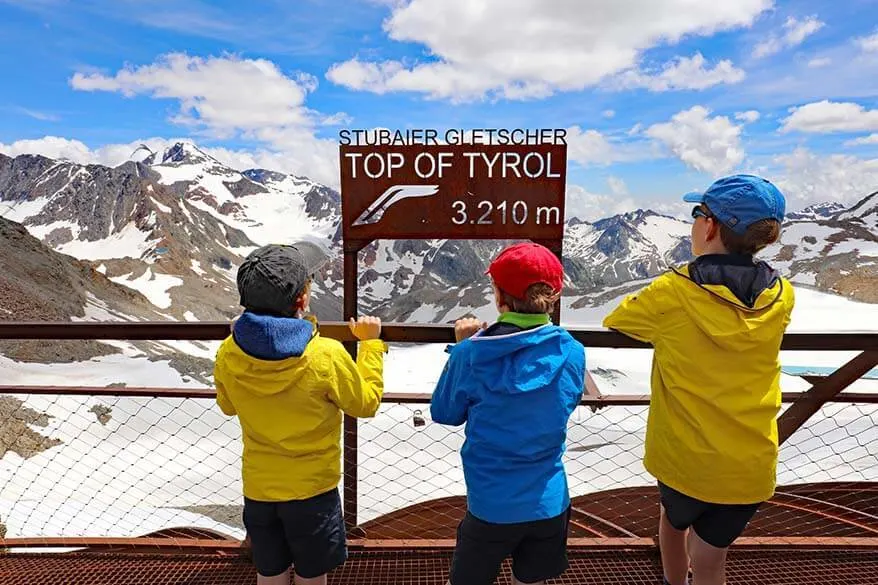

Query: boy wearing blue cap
[{"left": 603, "top": 175, "right": 795, "bottom": 585}]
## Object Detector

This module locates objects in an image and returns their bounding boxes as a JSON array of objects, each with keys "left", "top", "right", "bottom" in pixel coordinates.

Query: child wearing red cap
[{"left": 431, "top": 242, "right": 586, "bottom": 585}]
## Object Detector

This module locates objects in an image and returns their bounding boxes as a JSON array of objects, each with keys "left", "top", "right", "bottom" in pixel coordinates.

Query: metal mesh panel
[
  {"left": 2, "top": 393, "right": 877, "bottom": 544},
  {"left": 2, "top": 549, "right": 878, "bottom": 584},
  {"left": 0, "top": 393, "right": 244, "bottom": 539}
]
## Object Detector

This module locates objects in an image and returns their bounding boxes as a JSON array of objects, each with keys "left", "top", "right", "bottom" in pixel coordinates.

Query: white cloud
[
  {"left": 71, "top": 53, "right": 315, "bottom": 132},
  {"left": 602, "top": 109, "right": 616, "bottom": 119},
  {"left": 612, "top": 53, "right": 745, "bottom": 91},
  {"left": 845, "top": 134, "right": 878, "bottom": 147},
  {"left": 326, "top": 58, "right": 513, "bottom": 102},
  {"left": 565, "top": 184, "right": 637, "bottom": 222},
  {"left": 781, "top": 100, "right": 878, "bottom": 133},
  {"left": 753, "top": 15, "right": 825, "bottom": 58},
  {"left": 735, "top": 110, "right": 761, "bottom": 123},
  {"left": 15, "top": 107, "right": 60, "bottom": 122},
  {"left": 566, "top": 127, "right": 619, "bottom": 166},
  {"left": 565, "top": 185, "right": 677, "bottom": 222},
  {"left": 773, "top": 148, "right": 878, "bottom": 207},
  {"left": 0, "top": 136, "right": 95, "bottom": 164},
  {"left": 320, "top": 112, "right": 354, "bottom": 126},
  {"left": 0, "top": 136, "right": 206, "bottom": 168},
  {"left": 327, "top": 0, "right": 770, "bottom": 100},
  {"left": 857, "top": 31, "right": 878, "bottom": 53},
  {"left": 807, "top": 57, "right": 832, "bottom": 68},
  {"left": 607, "top": 176, "right": 629, "bottom": 196},
  {"left": 753, "top": 38, "right": 783, "bottom": 59},
  {"left": 565, "top": 126, "right": 658, "bottom": 167},
  {"left": 783, "top": 15, "right": 825, "bottom": 45},
  {"left": 69, "top": 53, "right": 342, "bottom": 187},
  {"left": 0, "top": 137, "right": 222, "bottom": 169},
  {"left": 646, "top": 106, "right": 744, "bottom": 175},
  {"left": 0, "top": 136, "right": 338, "bottom": 188}
]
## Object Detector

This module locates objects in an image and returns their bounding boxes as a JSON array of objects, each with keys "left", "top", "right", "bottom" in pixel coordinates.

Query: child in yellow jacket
[
  {"left": 604, "top": 175, "right": 795, "bottom": 585},
  {"left": 214, "top": 242, "right": 386, "bottom": 585}
]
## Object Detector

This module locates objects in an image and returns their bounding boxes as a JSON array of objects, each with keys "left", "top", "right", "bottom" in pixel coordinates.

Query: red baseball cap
[{"left": 486, "top": 242, "right": 564, "bottom": 299}]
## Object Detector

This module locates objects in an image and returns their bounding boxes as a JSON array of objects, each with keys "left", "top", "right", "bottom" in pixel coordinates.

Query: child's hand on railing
[
  {"left": 349, "top": 316, "right": 382, "bottom": 341},
  {"left": 454, "top": 318, "right": 486, "bottom": 342}
]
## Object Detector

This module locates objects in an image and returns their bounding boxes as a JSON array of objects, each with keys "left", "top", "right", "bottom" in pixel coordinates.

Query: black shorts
[
  {"left": 449, "top": 508, "right": 570, "bottom": 585},
  {"left": 659, "top": 482, "right": 762, "bottom": 548},
  {"left": 243, "top": 488, "right": 346, "bottom": 578}
]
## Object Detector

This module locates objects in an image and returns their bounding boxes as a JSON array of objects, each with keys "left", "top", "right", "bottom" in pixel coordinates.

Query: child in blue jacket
[{"left": 431, "top": 242, "right": 585, "bottom": 585}]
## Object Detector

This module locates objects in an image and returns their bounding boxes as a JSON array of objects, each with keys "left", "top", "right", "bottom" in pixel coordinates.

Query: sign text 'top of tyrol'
[{"left": 339, "top": 128, "right": 568, "bottom": 242}]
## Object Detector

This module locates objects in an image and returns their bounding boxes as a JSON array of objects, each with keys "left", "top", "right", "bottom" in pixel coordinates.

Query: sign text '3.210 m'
[{"left": 339, "top": 132, "right": 568, "bottom": 242}]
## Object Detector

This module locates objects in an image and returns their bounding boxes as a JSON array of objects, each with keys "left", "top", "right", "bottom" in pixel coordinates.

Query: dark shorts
[
  {"left": 659, "top": 482, "right": 762, "bottom": 548},
  {"left": 243, "top": 488, "right": 346, "bottom": 578},
  {"left": 449, "top": 507, "right": 570, "bottom": 585}
]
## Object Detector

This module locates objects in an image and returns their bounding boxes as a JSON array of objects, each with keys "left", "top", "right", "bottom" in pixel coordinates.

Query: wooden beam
[
  {"left": 0, "top": 322, "right": 875, "bottom": 351},
  {"left": 777, "top": 350, "right": 878, "bottom": 445}
]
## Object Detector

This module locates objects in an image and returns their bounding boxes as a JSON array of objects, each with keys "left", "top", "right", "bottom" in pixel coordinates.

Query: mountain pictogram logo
[{"left": 352, "top": 185, "right": 439, "bottom": 226}]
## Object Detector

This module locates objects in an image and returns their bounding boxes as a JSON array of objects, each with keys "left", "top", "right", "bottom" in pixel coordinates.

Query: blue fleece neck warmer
[{"left": 232, "top": 311, "right": 314, "bottom": 360}]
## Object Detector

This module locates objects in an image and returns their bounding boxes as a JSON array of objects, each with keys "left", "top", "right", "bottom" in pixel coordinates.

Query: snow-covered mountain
[
  {"left": 786, "top": 201, "right": 847, "bottom": 221},
  {"left": 837, "top": 190, "right": 878, "bottom": 230},
  {"left": 0, "top": 142, "right": 696, "bottom": 320},
  {"left": 0, "top": 215, "right": 219, "bottom": 382},
  {"left": 0, "top": 144, "right": 340, "bottom": 321},
  {"left": 765, "top": 191, "right": 878, "bottom": 302},
  {"left": 1, "top": 141, "right": 876, "bottom": 332}
]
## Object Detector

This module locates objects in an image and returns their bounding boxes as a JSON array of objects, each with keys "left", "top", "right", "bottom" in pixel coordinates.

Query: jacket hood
[
  {"left": 687, "top": 254, "right": 780, "bottom": 308},
  {"left": 468, "top": 325, "right": 579, "bottom": 394},
  {"left": 233, "top": 311, "right": 315, "bottom": 359},
  {"left": 670, "top": 255, "right": 791, "bottom": 350},
  {"left": 223, "top": 312, "right": 317, "bottom": 396}
]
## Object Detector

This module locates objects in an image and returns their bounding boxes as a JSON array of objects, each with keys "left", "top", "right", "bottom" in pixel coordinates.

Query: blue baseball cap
[{"left": 683, "top": 174, "right": 786, "bottom": 234}]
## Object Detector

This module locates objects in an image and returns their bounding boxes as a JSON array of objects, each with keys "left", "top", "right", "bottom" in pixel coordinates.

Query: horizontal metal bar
[
  {"left": 0, "top": 385, "right": 219, "bottom": 399},
  {"left": 384, "top": 392, "right": 878, "bottom": 406},
  {"left": 732, "top": 536, "right": 878, "bottom": 550},
  {"left": 0, "top": 321, "right": 875, "bottom": 350},
  {"left": 0, "top": 537, "right": 243, "bottom": 550},
  {"left": 348, "top": 536, "right": 878, "bottom": 550},
  {"left": 5, "top": 535, "right": 876, "bottom": 551},
  {"left": 0, "top": 536, "right": 654, "bottom": 551},
  {"left": 0, "top": 385, "right": 646, "bottom": 403},
  {"left": 348, "top": 537, "right": 657, "bottom": 549},
  {"left": 1, "top": 386, "right": 877, "bottom": 405}
]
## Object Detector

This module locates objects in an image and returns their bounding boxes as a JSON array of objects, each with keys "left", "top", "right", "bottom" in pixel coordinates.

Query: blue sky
[{"left": 1, "top": 0, "right": 877, "bottom": 218}]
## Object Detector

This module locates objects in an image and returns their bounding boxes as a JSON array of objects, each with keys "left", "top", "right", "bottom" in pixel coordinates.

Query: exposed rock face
[{"left": 0, "top": 395, "right": 62, "bottom": 460}]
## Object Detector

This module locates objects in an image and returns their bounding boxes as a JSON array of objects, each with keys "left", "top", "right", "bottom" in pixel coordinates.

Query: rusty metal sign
[{"left": 339, "top": 133, "right": 567, "bottom": 242}]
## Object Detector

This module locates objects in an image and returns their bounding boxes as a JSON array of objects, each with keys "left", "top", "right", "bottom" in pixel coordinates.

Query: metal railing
[{"left": 0, "top": 321, "right": 875, "bottom": 550}]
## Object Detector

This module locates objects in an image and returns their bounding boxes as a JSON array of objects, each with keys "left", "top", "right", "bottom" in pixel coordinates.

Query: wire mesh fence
[
  {"left": 0, "top": 393, "right": 243, "bottom": 540},
  {"left": 1, "top": 387, "right": 877, "bottom": 542}
]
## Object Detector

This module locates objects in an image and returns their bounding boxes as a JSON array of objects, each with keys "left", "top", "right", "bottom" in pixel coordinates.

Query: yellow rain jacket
[
  {"left": 214, "top": 313, "right": 386, "bottom": 502},
  {"left": 604, "top": 256, "right": 794, "bottom": 504}
]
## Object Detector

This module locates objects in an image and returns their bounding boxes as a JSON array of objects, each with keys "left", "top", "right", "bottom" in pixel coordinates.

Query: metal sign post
[{"left": 339, "top": 129, "right": 568, "bottom": 529}]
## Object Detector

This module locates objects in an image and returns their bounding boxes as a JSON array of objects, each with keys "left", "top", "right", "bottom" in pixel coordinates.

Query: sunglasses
[{"left": 691, "top": 206, "right": 713, "bottom": 220}]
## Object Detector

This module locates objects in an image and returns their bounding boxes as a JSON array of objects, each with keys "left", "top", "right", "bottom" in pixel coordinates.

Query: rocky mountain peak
[
  {"left": 242, "top": 169, "right": 288, "bottom": 185},
  {"left": 787, "top": 201, "right": 847, "bottom": 221},
  {"left": 140, "top": 142, "right": 223, "bottom": 169}
]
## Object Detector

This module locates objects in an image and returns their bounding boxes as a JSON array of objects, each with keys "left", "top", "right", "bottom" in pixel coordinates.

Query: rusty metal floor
[
  {"left": 361, "top": 482, "right": 878, "bottom": 540},
  {"left": 3, "top": 483, "right": 878, "bottom": 584},
  {"left": 2, "top": 548, "right": 878, "bottom": 584}
]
